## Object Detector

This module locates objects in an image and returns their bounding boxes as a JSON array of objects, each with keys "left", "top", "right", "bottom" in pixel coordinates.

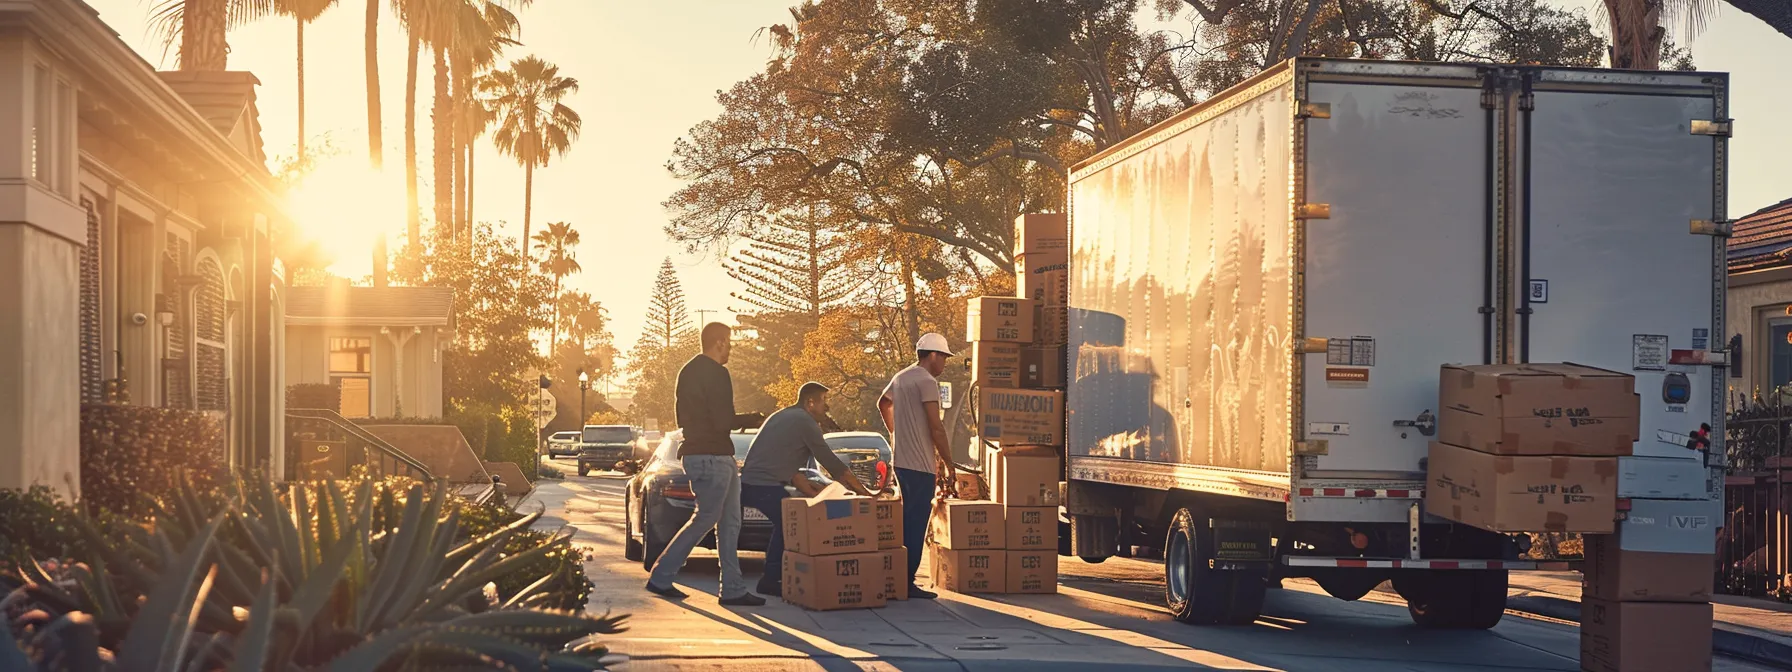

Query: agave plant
[{"left": 0, "top": 474, "right": 626, "bottom": 670}]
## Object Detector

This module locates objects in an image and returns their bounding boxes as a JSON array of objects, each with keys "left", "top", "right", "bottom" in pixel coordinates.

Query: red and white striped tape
[
  {"left": 1283, "top": 557, "right": 1571, "bottom": 571},
  {"left": 1293, "top": 487, "right": 1423, "bottom": 499}
]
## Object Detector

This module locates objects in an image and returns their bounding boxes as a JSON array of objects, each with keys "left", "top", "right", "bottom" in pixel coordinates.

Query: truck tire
[
  {"left": 1394, "top": 570, "right": 1507, "bottom": 629},
  {"left": 578, "top": 463, "right": 590, "bottom": 477},
  {"left": 1164, "top": 507, "right": 1265, "bottom": 625},
  {"left": 624, "top": 499, "right": 645, "bottom": 562}
]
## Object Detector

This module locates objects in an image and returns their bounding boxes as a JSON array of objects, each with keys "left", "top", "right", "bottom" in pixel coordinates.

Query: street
[{"left": 526, "top": 467, "right": 1780, "bottom": 672}]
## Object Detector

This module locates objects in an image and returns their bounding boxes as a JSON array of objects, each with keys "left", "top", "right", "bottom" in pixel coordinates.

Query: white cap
[{"left": 916, "top": 332, "right": 954, "bottom": 357}]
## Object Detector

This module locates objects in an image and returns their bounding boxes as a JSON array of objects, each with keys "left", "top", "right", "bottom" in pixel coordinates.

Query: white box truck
[{"left": 1059, "top": 58, "right": 1729, "bottom": 627}]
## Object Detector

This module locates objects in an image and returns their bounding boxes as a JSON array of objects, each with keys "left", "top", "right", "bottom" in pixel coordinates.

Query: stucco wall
[
  {"left": 1730, "top": 278, "right": 1792, "bottom": 399},
  {"left": 0, "top": 224, "right": 81, "bottom": 497}
]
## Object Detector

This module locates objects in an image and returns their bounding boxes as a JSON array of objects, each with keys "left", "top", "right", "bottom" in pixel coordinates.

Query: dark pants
[
  {"left": 739, "top": 483, "right": 789, "bottom": 592},
  {"left": 895, "top": 467, "right": 936, "bottom": 586}
]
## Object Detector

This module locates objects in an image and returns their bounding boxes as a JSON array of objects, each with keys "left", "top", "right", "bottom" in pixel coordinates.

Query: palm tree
[
  {"left": 277, "top": 0, "right": 339, "bottom": 162},
  {"left": 533, "top": 222, "right": 582, "bottom": 357},
  {"left": 418, "top": 1, "right": 522, "bottom": 243},
  {"left": 484, "top": 56, "right": 581, "bottom": 252},
  {"left": 363, "top": 0, "right": 383, "bottom": 170},
  {"left": 458, "top": 88, "right": 497, "bottom": 242},
  {"left": 149, "top": 0, "right": 278, "bottom": 71}
]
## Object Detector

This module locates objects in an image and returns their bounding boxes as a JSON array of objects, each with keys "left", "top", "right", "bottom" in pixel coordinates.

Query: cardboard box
[
  {"left": 1614, "top": 497, "right": 1722, "bottom": 555},
  {"left": 1438, "top": 406, "right": 1636, "bottom": 457},
  {"left": 874, "top": 497, "right": 904, "bottom": 549},
  {"left": 1005, "top": 550, "right": 1059, "bottom": 594},
  {"left": 1021, "top": 346, "right": 1065, "bottom": 389},
  {"left": 953, "top": 472, "right": 989, "bottom": 501},
  {"left": 880, "top": 547, "right": 908, "bottom": 601},
  {"left": 1018, "top": 263, "right": 1067, "bottom": 307},
  {"left": 1440, "top": 363, "right": 1640, "bottom": 421},
  {"left": 783, "top": 484, "right": 878, "bottom": 556},
  {"left": 989, "top": 446, "right": 1061, "bottom": 507},
  {"left": 1617, "top": 455, "right": 1710, "bottom": 500},
  {"left": 1005, "top": 506, "right": 1058, "bottom": 550},
  {"left": 1036, "top": 306, "right": 1068, "bottom": 346},
  {"left": 971, "top": 341, "right": 1022, "bottom": 389},
  {"left": 930, "top": 500, "right": 1005, "bottom": 550},
  {"left": 782, "top": 550, "right": 887, "bottom": 611},
  {"left": 1579, "top": 598, "right": 1713, "bottom": 672},
  {"left": 933, "top": 546, "right": 1007, "bottom": 594},
  {"left": 1424, "top": 442, "right": 1618, "bottom": 534},
  {"left": 1014, "top": 213, "right": 1067, "bottom": 259},
  {"left": 1583, "top": 535, "right": 1712, "bottom": 603},
  {"left": 978, "top": 388, "right": 1064, "bottom": 446},
  {"left": 967, "top": 296, "right": 1036, "bottom": 344}
]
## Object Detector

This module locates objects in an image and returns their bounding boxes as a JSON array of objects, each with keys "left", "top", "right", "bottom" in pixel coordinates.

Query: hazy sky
[{"left": 82, "top": 0, "right": 1792, "bottom": 365}]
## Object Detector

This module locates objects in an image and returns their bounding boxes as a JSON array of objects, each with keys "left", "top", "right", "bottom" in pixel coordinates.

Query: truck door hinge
[
  {"left": 1297, "top": 101, "right": 1331, "bottom": 119},
  {"left": 1295, "top": 337, "right": 1330, "bottom": 354},
  {"left": 1690, "top": 119, "right": 1733, "bottom": 137},
  {"left": 1295, "top": 203, "right": 1331, "bottom": 220},
  {"left": 1294, "top": 440, "right": 1329, "bottom": 456},
  {"left": 1691, "top": 219, "right": 1733, "bottom": 237}
]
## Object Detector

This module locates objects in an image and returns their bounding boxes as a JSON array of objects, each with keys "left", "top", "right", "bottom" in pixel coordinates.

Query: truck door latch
[{"left": 1393, "top": 410, "right": 1437, "bottom": 437}]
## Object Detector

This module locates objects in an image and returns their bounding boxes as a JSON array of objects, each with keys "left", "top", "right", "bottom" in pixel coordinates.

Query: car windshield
[
  {"left": 550, "top": 431, "right": 579, "bottom": 441},
  {"left": 582, "top": 427, "right": 633, "bottom": 443}
]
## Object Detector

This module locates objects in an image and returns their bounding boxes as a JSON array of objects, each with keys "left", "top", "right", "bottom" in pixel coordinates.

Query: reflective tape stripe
[
  {"left": 1282, "top": 557, "right": 1572, "bottom": 571},
  {"left": 1295, "top": 488, "right": 1425, "bottom": 499}
]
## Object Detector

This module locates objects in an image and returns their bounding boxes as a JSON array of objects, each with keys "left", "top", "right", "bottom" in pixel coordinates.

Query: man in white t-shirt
[{"left": 878, "top": 332, "right": 957, "bottom": 599}]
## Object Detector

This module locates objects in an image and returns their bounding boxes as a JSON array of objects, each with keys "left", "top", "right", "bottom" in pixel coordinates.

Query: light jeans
[{"left": 647, "top": 454, "right": 747, "bottom": 598}]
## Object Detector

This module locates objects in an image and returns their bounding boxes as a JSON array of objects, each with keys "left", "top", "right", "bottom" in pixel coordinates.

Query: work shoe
[
  {"left": 756, "top": 580, "right": 782, "bottom": 597},
  {"left": 645, "top": 581, "right": 687, "bottom": 599},
  {"left": 719, "top": 592, "right": 767, "bottom": 607},
  {"left": 908, "top": 585, "right": 938, "bottom": 600}
]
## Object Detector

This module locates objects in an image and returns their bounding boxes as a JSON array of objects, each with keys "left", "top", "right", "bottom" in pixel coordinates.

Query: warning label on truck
[
  {"left": 1326, "top": 337, "right": 1376, "bottom": 367},
  {"left": 1633, "top": 335, "right": 1668, "bottom": 371}
]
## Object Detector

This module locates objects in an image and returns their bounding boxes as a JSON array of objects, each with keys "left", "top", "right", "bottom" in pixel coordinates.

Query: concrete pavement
[{"left": 523, "top": 466, "right": 1783, "bottom": 671}]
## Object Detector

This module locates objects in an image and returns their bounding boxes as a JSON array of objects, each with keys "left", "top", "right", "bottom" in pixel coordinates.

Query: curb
[{"left": 1505, "top": 595, "right": 1792, "bottom": 669}]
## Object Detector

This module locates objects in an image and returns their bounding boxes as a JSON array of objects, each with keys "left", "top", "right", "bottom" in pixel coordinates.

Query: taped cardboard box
[
  {"left": 782, "top": 550, "right": 887, "bottom": 611},
  {"left": 1021, "top": 346, "right": 1065, "bottom": 389},
  {"left": 1440, "top": 363, "right": 1640, "bottom": 421},
  {"left": 933, "top": 546, "right": 1007, "bottom": 594},
  {"left": 1014, "top": 213, "right": 1067, "bottom": 259},
  {"left": 880, "top": 547, "right": 908, "bottom": 601},
  {"left": 971, "top": 341, "right": 1022, "bottom": 389},
  {"left": 1036, "top": 306, "right": 1068, "bottom": 346},
  {"left": 1579, "top": 598, "right": 1712, "bottom": 672},
  {"left": 967, "top": 296, "right": 1036, "bottom": 344},
  {"left": 1005, "top": 506, "right": 1058, "bottom": 550},
  {"left": 1438, "top": 406, "right": 1636, "bottom": 457},
  {"left": 874, "top": 497, "right": 904, "bottom": 549},
  {"left": 1424, "top": 442, "right": 1617, "bottom": 534},
  {"left": 1583, "top": 535, "right": 1712, "bottom": 603},
  {"left": 930, "top": 500, "right": 1005, "bottom": 550},
  {"left": 978, "top": 388, "right": 1064, "bottom": 446},
  {"left": 1006, "top": 550, "right": 1059, "bottom": 594},
  {"left": 783, "top": 483, "right": 878, "bottom": 556},
  {"left": 1018, "top": 263, "right": 1067, "bottom": 307},
  {"left": 988, "top": 445, "right": 1061, "bottom": 507}
]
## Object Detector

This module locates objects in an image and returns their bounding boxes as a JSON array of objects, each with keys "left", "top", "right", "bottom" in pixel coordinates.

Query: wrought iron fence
[{"left": 1719, "top": 392, "right": 1790, "bottom": 599}]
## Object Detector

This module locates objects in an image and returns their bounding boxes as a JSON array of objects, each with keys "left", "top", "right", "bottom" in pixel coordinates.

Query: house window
[
  {"left": 330, "top": 337, "right": 373, "bottom": 418},
  {"left": 1769, "top": 319, "right": 1792, "bottom": 394}
]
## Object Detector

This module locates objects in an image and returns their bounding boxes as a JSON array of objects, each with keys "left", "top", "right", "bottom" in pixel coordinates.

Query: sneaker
[
  {"left": 719, "top": 592, "right": 767, "bottom": 607},
  {"left": 908, "top": 585, "right": 938, "bottom": 600},
  {"left": 645, "top": 581, "right": 687, "bottom": 599},
  {"left": 755, "top": 580, "right": 782, "bottom": 597}
]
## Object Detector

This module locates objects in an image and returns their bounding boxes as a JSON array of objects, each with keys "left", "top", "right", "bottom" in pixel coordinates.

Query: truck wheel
[
  {"left": 1394, "top": 570, "right": 1507, "bottom": 629},
  {"left": 1164, "top": 507, "right": 1264, "bottom": 625},
  {"left": 641, "top": 513, "right": 669, "bottom": 572},
  {"left": 624, "top": 500, "right": 644, "bottom": 562},
  {"left": 577, "top": 463, "right": 590, "bottom": 477}
]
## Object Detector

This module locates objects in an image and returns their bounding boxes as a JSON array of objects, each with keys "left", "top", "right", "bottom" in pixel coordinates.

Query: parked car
[
  {"left": 576, "top": 424, "right": 638, "bottom": 476},
  {"left": 546, "top": 430, "right": 581, "bottom": 458},
  {"left": 819, "top": 431, "right": 894, "bottom": 493},
  {"left": 624, "top": 429, "right": 772, "bottom": 568}
]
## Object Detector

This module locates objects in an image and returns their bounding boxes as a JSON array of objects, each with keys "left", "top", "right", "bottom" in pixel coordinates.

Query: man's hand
[{"left": 935, "top": 459, "right": 957, "bottom": 498}]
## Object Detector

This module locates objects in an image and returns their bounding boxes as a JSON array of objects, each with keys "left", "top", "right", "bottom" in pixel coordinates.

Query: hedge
[{"left": 79, "top": 403, "right": 227, "bottom": 518}]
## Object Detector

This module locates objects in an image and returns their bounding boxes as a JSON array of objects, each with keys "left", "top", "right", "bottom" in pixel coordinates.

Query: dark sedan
[{"left": 624, "top": 430, "right": 776, "bottom": 569}]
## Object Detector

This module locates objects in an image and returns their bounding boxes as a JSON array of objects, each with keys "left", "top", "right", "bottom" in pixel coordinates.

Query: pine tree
[
  {"left": 644, "top": 258, "right": 693, "bottom": 349},
  {"left": 725, "top": 212, "right": 853, "bottom": 322},
  {"left": 628, "top": 258, "right": 694, "bottom": 427}
]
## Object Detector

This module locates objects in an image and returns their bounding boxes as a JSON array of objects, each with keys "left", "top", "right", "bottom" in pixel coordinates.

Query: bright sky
[{"left": 81, "top": 0, "right": 1792, "bottom": 362}]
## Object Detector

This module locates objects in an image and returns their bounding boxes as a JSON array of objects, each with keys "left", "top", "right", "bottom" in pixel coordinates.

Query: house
[
  {"left": 1, "top": 0, "right": 292, "bottom": 497},
  {"left": 1726, "top": 196, "right": 1792, "bottom": 400},
  {"left": 284, "top": 284, "right": 454, "bottom": 419}
]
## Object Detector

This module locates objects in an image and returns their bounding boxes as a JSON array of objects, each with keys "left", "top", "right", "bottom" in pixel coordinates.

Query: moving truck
[{"left": 1058, "top": 58, "right": 1729, "bottom": 627}]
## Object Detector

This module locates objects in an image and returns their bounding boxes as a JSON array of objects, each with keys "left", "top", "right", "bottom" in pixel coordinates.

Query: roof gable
[
  {"left": 154, "top": 71, "right": 267, "bottom": 166},
  {"left": 285, "top": 286, "right": 456, "bottom": 328}
]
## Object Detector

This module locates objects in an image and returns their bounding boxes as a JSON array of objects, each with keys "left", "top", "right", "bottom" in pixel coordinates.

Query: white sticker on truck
[
  {"left": 1633, "top": 334, "right": 1669, "bottom": 371},
  {"left": 1307, "top": 422, "right": 1351, "bottom": 436}
]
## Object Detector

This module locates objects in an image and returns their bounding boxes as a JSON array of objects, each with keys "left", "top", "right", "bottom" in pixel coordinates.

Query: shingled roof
[
  {"left": 1728, "top": 197, "right": 1792, "bottom": 276},
  {"left": 285, "top": 286, "right": 455, "bottom": 328},
  {"left": 155, "top": 71, "right": 266, "bottom": 166}
]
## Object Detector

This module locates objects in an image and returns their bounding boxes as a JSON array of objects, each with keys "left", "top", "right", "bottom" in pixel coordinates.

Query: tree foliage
[{"left": 627, "top": 259, "right": 697, "bottom": 428}]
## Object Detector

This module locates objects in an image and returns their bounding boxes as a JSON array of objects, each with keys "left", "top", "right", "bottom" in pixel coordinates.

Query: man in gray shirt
[{"left": 739, "top": 382, "right": 872, "bottom": 596}]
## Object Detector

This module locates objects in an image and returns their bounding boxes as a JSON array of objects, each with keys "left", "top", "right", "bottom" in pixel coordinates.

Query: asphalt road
[{"left": 529, "top": 464, "right": 1777, "bottom": 672}]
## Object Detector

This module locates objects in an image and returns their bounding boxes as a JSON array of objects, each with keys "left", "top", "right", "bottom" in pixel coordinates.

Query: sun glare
[{"left": 285, "top": 155, "right": 407, "bottom": 281}]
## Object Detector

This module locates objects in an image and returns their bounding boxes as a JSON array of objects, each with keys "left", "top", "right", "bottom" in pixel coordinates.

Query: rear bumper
[{"left": 647, "top": 501, "right": 777, "bottom": 552}]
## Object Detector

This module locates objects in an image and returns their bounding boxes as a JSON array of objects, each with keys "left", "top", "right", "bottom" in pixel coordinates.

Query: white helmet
[{"left": 916, "top": 332, "right": 954, "bottom": 357}]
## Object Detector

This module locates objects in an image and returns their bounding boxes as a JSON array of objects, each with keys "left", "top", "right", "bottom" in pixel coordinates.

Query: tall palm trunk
[
  {"left": 466, "top": 141, "right": 476, "bottom": 239},
  {"left": 522, "top": 161, "right": 534, "bottom": 257},
  {"left": 548, "top": 275, "right": 563, "bottom": 359},
  {"left": 296, "top": 18, "right": 307, "bottom": 161},
  {"left": 1605, "top": 0, "right": 1665, "bottom": 69},
  {"left": 431, "top": 46, "right": 453, "bottom": 239},
  {"left": 452, "top": 58, "right": 469, "bottom": 239},
  {"left": 404, "top": 34, "right": 421, "bottom": 252},
  {"left": 364, "top": 0, "right": 382, "bottom": 170},
  {"left": 179, "top": 0, "right": 230, "bottom": 71}
]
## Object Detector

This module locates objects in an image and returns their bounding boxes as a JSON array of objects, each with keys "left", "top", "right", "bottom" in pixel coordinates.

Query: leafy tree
[
  {"left": 485, "top": 56, "right": 583, "bottom": 252},
  {"left": 726, "top": 211, "right": 856, "bottom": 320},
  {"left": 627, "top": 259, "right": 696, "bottom": 428}
]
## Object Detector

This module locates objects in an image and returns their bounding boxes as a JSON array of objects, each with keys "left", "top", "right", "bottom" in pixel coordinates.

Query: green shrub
[
  {"left": 0, "top": 487, "right": 108, "bottom": 567},
  {"left": 78, "top": 403, "right": 226, "bottom": 518},
  {"left": 284, "top": 383, "right": 340, "bottom": 411},
  {"left": 457, "top": 500, "right": 593, "bottom": 610}
]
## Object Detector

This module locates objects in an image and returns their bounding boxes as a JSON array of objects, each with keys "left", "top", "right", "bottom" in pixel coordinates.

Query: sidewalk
[{"left": 1503, "top": 571, "right": 1792, "bottom": 668}]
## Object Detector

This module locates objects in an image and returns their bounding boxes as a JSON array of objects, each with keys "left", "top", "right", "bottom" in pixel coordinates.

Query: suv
[
  {"left": 546, "top": 431, "right": 582, "bottom": 458},
  {"left": 577, "top": 425, "right": 637, "bottom": 476}
]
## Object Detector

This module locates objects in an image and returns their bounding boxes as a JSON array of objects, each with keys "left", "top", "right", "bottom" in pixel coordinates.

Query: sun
[{"left": 284, "top": 154, "right": 407, "bottom": 280}]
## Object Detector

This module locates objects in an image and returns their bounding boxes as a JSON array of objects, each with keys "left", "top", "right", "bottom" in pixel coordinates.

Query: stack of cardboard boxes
[
  {"left": 781, "top": 484, "right": 904, "bottom": 610},
  {"left": 1016, "top": 213, "right": 1067, "bottom": 387},
  {"left": 929, "top": 496, "right": 1060, "bottom": 594}
]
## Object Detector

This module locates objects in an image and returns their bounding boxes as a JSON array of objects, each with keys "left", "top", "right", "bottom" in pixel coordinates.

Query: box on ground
[
  {"left": 782, "top": 550, "right": 887, "bottom": 611},
  {"left": 1579, "top": 598, "right": 1713, "bottom": 672},
  {"left": 1006, "top": 550, "right": 1059, "bottom": 594},
  {"left": 1037, "top": 306, "right": 1068, "bottom": 346},
  {"left": 1440, "top": 363, "right": 1640, "bottom": 421},
  {"left": 1583, "top": 535, "right": 1711, "bottom": 603},
  {"left": 1437, "top": 406, "right": 1636, "bottom": 457},
  {"left": 989, "top": 445, "right": 1061, "bottom": 507},
  {"left": 1021, "top": 346, "right": 1065, "bottom": 389},
  {"left": 968, "top": 297, "right": 1036, "bottom": 344},
  {"left": 979, "top": 388, "right": 1064, "bottom": 446},
  {"left": 930, "top": 500, "right": 1004, "bottom": 550},
  {"left": 1019, "top": 264, "right": 1067, "bottom": 307},
  {"left": 933, "top": 546, "right": 1007, "bottom": 594},
  {"left": 880, "top": 547, "right": 908, "bottom": 601},
  {"left": 1005, "top": 506, "right": 1058, "bottom": 550},
  {"left": 1014, "top": 213, "right": 1067, "bottom": 259},
  {"left": 971, "top": 341, "right": 1022, "bottom": 389},
  {"left": 874, "top": 497, "right": 903, "bottom": 549},
  {"left": 783, "top": 487, "right": 878, "bottom": 555},
  {"left": 1425, "top": 442, "right": 1617, "bottom": 534}
]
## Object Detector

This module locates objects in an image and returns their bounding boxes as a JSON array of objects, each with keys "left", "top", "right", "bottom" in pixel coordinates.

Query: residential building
[
  {"left": 284, "top": 284, "right": 454, "bottom": 419},
  {"left": 1726, "top": 197, "right": 1792, "bottom": 400},
  {"left": 1, "top": 0, "right": 291, "bottom": 497}
]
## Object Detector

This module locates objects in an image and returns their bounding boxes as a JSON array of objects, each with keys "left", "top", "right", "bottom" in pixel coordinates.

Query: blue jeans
[
  {"left": 648, "top": 455, "right": 747, "bottom": 598},
  {"left": 895, "top": 467, "right": 935, "bottom": 586},
  {"left": 739, "top": 483, "right": 788, "bottom": 591}
]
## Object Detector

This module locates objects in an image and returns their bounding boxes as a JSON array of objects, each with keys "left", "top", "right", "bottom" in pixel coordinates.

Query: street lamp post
[{"left": 578, "top": 369, "right": 590, "bottom": 430}]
